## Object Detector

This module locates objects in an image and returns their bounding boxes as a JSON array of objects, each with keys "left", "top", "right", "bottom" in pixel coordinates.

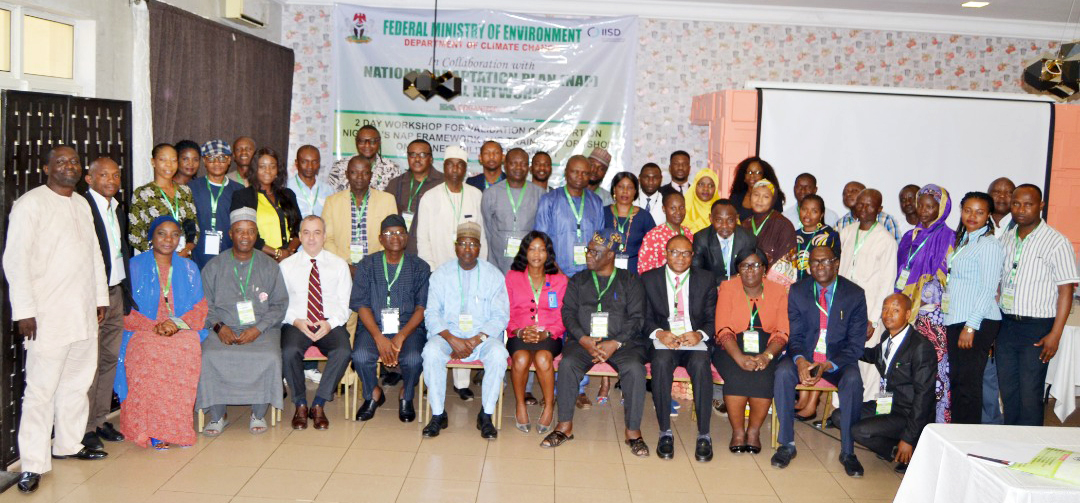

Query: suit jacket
[
  {"left": 322, "top": 188, "right": 399, "bottom": 263},
  {"left": 786, "top": 275, "right": 867, "bottom": 370},
  {"left": 659, "top": 182, "right": 687, "bottom": 199},
  {"left": 861, "top": 326, "right": 936, "bottom": 446},
  {"left": 691, "top": 226, "right": 757, "bottom": 284},
  {"left": 230, "top": 186, "right": 301, "bottom": 250},
  {"left": 81, "top": 190, "right": 133, "bottom": 313},
  {"left": 641, "top": 266, "right": 717, "bottom": 343}
]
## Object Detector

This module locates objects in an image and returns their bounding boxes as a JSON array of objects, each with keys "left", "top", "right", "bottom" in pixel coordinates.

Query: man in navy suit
[{"left": 772, "top": 245, "right": 867, "bottom": 477}]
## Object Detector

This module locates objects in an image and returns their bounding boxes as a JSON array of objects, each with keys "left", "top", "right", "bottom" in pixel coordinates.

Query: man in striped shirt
[{"left": 997, "top": 184, "right": 1079, "bottom": 426}]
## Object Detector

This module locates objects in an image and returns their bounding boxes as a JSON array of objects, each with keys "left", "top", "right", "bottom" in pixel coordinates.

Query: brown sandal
[
  {"left": 540, "top": 430, "right": 574, "bottom": 448},
  {"left": 625, "top": 437, "right": 650, "bottom": 457}
]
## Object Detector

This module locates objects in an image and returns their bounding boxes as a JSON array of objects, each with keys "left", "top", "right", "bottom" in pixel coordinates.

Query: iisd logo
[
  {"left": 346, "top": 12, "right": 372, "bottom": 43},
  {"left": 586, "top": 26, "right": 624, "bottom": 40}
]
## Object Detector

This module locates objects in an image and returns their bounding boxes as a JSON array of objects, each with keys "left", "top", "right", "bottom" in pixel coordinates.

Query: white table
[
  {"left": 896, "top": 424, "right": 1080, "bottom": 503},
  {"left": 1046, "top": 307, "right": 1080, "bottom": 422}
]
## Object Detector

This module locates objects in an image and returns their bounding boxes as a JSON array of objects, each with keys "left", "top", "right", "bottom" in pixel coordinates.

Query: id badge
[
  {"left": 895, "top": 269, "right": 910, "bottom": 291},
  {"left": 941, "top": 292, "right": 950, "bottom": 314},
  {"left": 381, "top": 308, "right": 400, "bottom": 334},
  {"left": 458, "top": 314, "right": 474, "bottom": 332},
  {"left": 178, "top": 235, "right": 187, "bottom": 250},
  {"left": 203, "top": 231, "right": 221, "bottom": 256},
  {"left": 742, "top": 330, "right": 760, "bottom": 354},
  {"left": 402, "top": 211, "right": 415, "bottom": 230},
  {"left": 573, "top": 245, "right": 587, "bottom": 265},
  {"left": 614, "top": 253, "right": 629, "bottom": 270},
  {"left": 504, "top": 237, "right": 522, "bottom": 258},
  {"left": 814, "top": 329, "right": 828, "bottom": 354},
  {"left": 169, "top": 317, "right": 190, "bottom": 330},
  {"left": 236, "top": 301, "right": 256, "bottom": 325},
  {"left": 670, "top": 316, "right": 688, "bottom": 335},
  {"left": 547, "top": 291, "right": 558, "bottom": 308},
  {"left": 875, "top": 393, "right": 894, "bottom": 415},
  {"left": 590, "top": 312, "right": 609, "bottom": 339},
  {"left": 1001, "top": 285, "right": 1016, "bottom": 311},
  {"left": 350, "top": 243, "right": 364, "bottom": 264}
]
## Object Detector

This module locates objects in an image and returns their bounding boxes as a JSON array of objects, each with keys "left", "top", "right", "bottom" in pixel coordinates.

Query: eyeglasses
[
  {"left": 809, "top": 258, "right": 838, "bottom": 267},
  {"left": 381, "top": 230, "right": 407, "bottom": 238},
  {"left": 585, "top": 249, "right": 606, "bottom": 257},
  {"left": 357, "top": 138, "right": 379, "bottom": 146},
  {"left": 738, "top": 263, "right": 764, "bottom": 271},
  {"left": 407, "top": 152, "right": 432, "bottom": 159},
  {"left": 666, "top": 250, "right": 693, "bottom": 258},
  {"left": 455, "top": 241, "right": 481, "bottom": 249},
  {"left": 205, "top": 155, "right": 229, "bottom": 163}
]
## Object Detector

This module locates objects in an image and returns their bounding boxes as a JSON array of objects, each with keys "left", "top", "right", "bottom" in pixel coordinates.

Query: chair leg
[
  {"left": 820, "top": 391, "right": 833, "bottom": 432},
  {"left": 496, "top": 374, "right": 503, "bottom": 430},
  {"left": 770, "top": 402, "right": 779, "bottom": 449},
  {"left": 197, "top": 408, "right": 204, "bottom": 433},
  {"left": 418, "top": 370, "right": 426, "bottom": 426}
]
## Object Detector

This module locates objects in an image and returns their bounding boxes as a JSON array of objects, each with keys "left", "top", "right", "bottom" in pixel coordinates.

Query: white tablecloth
[
  {"left": 1046, "top": 322, "right": 1080, "bottom": 422},
  {"left": 896, "top": 424, "right": 1080, "bottom": 503}
]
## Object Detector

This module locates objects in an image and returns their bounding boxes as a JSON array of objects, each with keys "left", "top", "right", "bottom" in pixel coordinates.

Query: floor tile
[
  {"left": 0, "top": 480, "right": 79, "bottom": 503},
  {"left": 764, "top": 469, "right": 849, "bottom": 500},
  {"left": 417, "top": 431, "right": 490, "bottom": 456},
  {"left": 235, "top": 468, "right": 330, "bottom": 500},
  {"left": 554, "top": 486, "right": 631, "bottom": 503},
  {"left": 704, "top": 495, "right": 782, "bottom": 503},
  {"left": 624, "top": 462, "right": 703, "bottom": 493},
  {"left": 190, "top": 437, "right": 279, "bottom": 467},
  {"left": 159, "top": 463, "right": 257, "bottom": 495},
  {"left": 476, "top": 482, "right": 555, "bottom": 503},
  {"left": 393, "top": 478, "right": 479, "bottom": 503},
  {"left": 630, "top": 490, "right": 708, "bottom": 503},
  {"left": 262, "top": 443, "right": 347, "bottom": 473},
  {"left": 554, "top": 461, "right": 627, "bottom": 489},
  {"left": 407, "top": 452, "right": 485, "bottom": 481},
  {"left": 349, "top": 427, "right": 422, "bottom": 452},
  {"left": 694, "top": 466, "right": 775, "bottom": 495},
  {"left": 334, "top": 448, "right": 415, "bottom": 477},
  {"left": 481, "top": 457, "right": 554, "bottom": 486},
  {"left": 314, "top": 472, "right": 403, "bottom": 502},
  {"left": 56, "top": 484, "right": 154, "bottom": 503},
  {"left": 146, "top": 491, "right": 232, "bottom": 503}
]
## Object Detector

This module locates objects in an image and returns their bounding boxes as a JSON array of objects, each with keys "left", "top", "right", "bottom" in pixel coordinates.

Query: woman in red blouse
[{"left": 505, "top": 231, "right": 568, "bottom": 434}]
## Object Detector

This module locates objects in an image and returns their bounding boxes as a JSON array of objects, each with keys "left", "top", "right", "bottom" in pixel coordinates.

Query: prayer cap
[
  {"left": 588, "top": 147, "right": 611, "bottom": 167},
  {"left": 200, "top": 139, "right": 232, "bottom": 157},
  {"left": 444, "top": 145, "right": 468, "bottom": 162},
  {"left": 456, "top": 221, "right": 482, "bottom": 241},
  {"left": 381, "top": 214, "right": 407, "bottom": 232},
  {"left": 230, "top": 207, "right": 257, "bottom": 226},
  {"left": 590, "top": 229, "right": 622, "bottom": 250}
]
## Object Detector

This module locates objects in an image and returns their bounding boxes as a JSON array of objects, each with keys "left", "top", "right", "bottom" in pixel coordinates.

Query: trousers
[
  {"left": 774, "top": 358, "right": 863, "bottom": 455},
  {"left": 281, "top": 324, "right": 351, "bottom": 405},
  {"left": 86, "top": 285, "right": 124, "bottom": 432},
  {"left": 556, "top": 341, "right": 646, "bottom": 430},
  {"left": 851, "top": 412, "right": 907, "bottom": 460},
  {"left": 997, "top": 316, "right": 1054, "bottom": 426},
  {"left": 353, "top": 325, "right": 424, "bottom": 402},
  {"left": 422, "top": 336, "right": 508, "bottom": 415},
  {"left": 945, "top": 320, "right": 999, "bottom": 424},
  {"left": 649, "top": 347, "right": 712, "bottom": 434},
  {"left": 20, "top": 337, "right": 98, "bottom": 474}
]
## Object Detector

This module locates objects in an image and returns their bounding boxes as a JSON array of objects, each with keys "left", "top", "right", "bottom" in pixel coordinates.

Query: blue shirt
[
  {"left": 943, "top": 227, "right": 1004, "bottom": 329},
  {"left": 287, "top": 175, "right": 330, "bottom": 217},
  {"left": 351, "top": 252, "right": 430, "bottom": 336},
  {"left": 534, "top": 188, "right": 604, "bottom": 277},
  {"left": 425, "top": 259, "right": 510, "bottom": 339},
  {"left": 188, "top": 177, "right": 242, "bottom": 268}
]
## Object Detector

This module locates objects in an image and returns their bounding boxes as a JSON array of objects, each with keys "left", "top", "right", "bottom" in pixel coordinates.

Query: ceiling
[{"left": 692, "top": 0, "right": 1076, "bottom": 24}]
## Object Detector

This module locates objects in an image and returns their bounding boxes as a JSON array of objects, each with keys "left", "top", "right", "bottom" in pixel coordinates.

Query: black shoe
[
  {"left": 81, "top": 431, "right": 104, "bottom": 451},
  {"left": 770, "top": 445, "right": 797, "bottom": 468},
  {"left": 454, "top": 386, "right": 475, "bottom": 401},
  {"left": 472, "top": 369, "right": 485, "bottom": 385},
  {"left": 399, "top": 399, "right": 416, "bottom": 423},
  {"left": 840, "top": 453, "right": 864, "bottom": 477},
  {"left": 381, "top": 370, "right": 403, "bottom": 386},
  {"left": 97, "top": 422, "right": 124, "bottom": 442},
  {"left": 476, "top": 412, "right": 498, "bottom": 439},
  {"left": 355, "top": 392, "right": 386, "bottom": 421},
  {"left": 656, "top": 435, "right": 675, "bottom": 459},
  {"left": 52, "top": 447, "right": 108, "bottom": 460},
  {"left": 423, "top": 413, "right": 448, "bottom": 437},
  {"left": 17, "top": 472, "right": 39, "bottom": 493},
  {"left": 895, "top": 462, "right": 908, "bottom": 474},
  {"left": 695, "top": 438, "right": 714, "bottom": 462}
]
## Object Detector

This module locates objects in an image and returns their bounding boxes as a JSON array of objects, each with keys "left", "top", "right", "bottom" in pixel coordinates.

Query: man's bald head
[
  {"left": 881, "top": 293, "right": 913, "bottom": 333},
  {"left": 860, "top": 188, "right": 882, "bottom": 208},
  {"left": 86, "top": 157, "right": 121, "bottom": 199},
  {"left": 842, "top": 181, "right": 867, "bottom": 210}
]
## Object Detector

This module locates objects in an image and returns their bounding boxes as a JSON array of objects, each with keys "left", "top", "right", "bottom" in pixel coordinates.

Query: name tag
[
  {"left": 381, "top": 308, "right": 400, "bottom": 334},
  {"left": 670, "top": 316, "right": 688, "bottom": 335},
  {"left": 458, "top": 314, "right": 474, "bottom": 332},
  {"left": 941, "top": 291, "right": 950, "bottom": 314},
  {"left": 895, "top": 268, "right": 910, "bottom": 291},
  {"left": 402, "top": 211, "right": 415, "bottom": 230},
  {"left": 573, "top": 245, "right": 587, "bottom": 265},
  {"left": 169, "top": 317, "right": 190, "bottom": 330},
  {"left": 547, "top": 291, "right": 558, "bottom": 309},
  {"left": 590, "top": 312, "right": 609, "bottom": 339},
  {"left": 742, "top": 330, "right": 760, "bottom": 354},
  {"left": 875, "top": 392, "right": 894, "bottom": 415},
  {"left": 350, "top": 243, "right": 365, "bottom": 264},
  {"left": 178, "top": 235, "right": 187, "bottom": 250},
  {"left": 236, "top": 301, "right": 256, "bottom": 325},
  {"left": 203, "top": 231, "right": 221, "bottom": 256},
  {"left": 814, "top": 329, "right": 828, "bottom": 355},
  {"left": 614, "top": 254, "right": 629, "bottom": 270},
  {"left": 1000, "top": 285, "right": 1016, "bottom": 311},
  {"left": 504, "top": 236, "right": 522, "bottom": 258}
]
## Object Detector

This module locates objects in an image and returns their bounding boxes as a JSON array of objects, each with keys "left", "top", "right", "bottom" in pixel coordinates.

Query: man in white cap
[{"left": 416, "top": 145, "right": 487, "bottom": 399}]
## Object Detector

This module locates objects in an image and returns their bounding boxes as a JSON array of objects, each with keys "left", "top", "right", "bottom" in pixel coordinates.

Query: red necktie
[
  {"left": 674, "top": 274, "right": 685, "bottom": 319},
  {"left": 818, "top": 285, "right": 829, "bottom": 330},
  {"left": 307, "top": 258, "right": 323, "bottom": 331}
]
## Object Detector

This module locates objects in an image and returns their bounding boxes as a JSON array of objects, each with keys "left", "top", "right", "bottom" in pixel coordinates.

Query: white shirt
[
  {"left": 992, "top": 213, "right": 1014, "bottom": 236},
  {"left": 636, "top": 190, "right": 665, "bottom": 226},
  {"left": 287, "top": 175, "right": 330, "bottom": 218},
  {"left": 716, "top": 233, "right": 734, "bottom": 273},
  {"left": 668, "top": 180, "right": 691, "bottom": 194},
  {"left": 280, "top": 248, "right": 352, "bottom": 329},
  {"left": 998, "top": 221, "right": 1080, "bottom": 318},
  {"left": 88, "top": 189, "right": 126, "bottom": 287},
  {"left": 649, "top": 266, "right": 709, "bottom": 341},
  {"left": 882, "top": 325, "right": 909, "bottom": 376}
]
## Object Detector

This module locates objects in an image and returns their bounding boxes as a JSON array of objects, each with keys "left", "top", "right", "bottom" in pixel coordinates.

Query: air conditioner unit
[{"left": 225, "top": 0, "right": 267, "bottom": 28}]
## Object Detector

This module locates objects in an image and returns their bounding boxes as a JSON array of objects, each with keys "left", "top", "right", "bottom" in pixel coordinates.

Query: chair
[
  {"left": 197, "top": 406, "right": 280, "bottom": 433},
  {"left": 301, "top": 346, "right": 359, "bottom": 420},
  {"left": 768, "top": 383, "right": 838, "bottom": 448},
  {"left": 644, "top": 362, "right": 725, "bottom": 421},
  {"left": 417, "top": 331, "right": 507, "bottom": 430}
]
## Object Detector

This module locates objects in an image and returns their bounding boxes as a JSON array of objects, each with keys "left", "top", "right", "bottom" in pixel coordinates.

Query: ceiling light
[{"left": 961, "top": 2, "right": 990, "bottom": 7}]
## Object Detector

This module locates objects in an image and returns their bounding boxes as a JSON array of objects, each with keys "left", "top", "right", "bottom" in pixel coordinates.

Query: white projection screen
[{"left": 757, "top": 87, "right": 1053, "bottom": 229}]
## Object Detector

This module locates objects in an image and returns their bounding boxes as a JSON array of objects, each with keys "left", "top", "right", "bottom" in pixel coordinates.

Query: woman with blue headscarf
[
  {"left": 116, "top": 215, "right": 208, "bottom": 448},
  {"left": 895, "top": 184, "right": 956, "bottom": 423}
]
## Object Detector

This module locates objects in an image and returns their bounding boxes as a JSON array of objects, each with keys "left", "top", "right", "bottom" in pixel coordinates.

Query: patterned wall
[{"left": 283, "top": 5, "right": 1060, "bottom": 172}]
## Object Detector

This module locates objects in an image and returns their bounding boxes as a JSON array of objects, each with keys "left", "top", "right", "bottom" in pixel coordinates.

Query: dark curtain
[{"left": 149, "top": 0, "right": 293, "bottom": 154}]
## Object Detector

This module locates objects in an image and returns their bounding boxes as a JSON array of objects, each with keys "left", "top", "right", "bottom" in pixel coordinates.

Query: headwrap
[
  {"left": 456, "top": 221, "right": 482, "bottom": 241},
  {"left": 588, "top": 147, "right": 611, "bottom": 167},
  {"left": 752, "top": 179, "right": 776, "bottom": 195},
  {"left": 200, "top": 139, "right": 232, "bottom": 157},
  {"left": 147, "top": 215, "right": 179, "bottom": 244},
  {"left": 381, "top": 214, "right": 407, "bottom": 232},
  {"left": 684, "top": 169, "right": 721, "bottom": 234},
  {"left": 896, "top": 183, "right": 956, "bottom": 320},
  {"left": 590, "top": 229, "right": 623, "bottom": 250}
]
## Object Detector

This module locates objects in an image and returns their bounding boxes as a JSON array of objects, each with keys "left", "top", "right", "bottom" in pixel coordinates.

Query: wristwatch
[
  {"left": 765, "top": 352, "right": 774, "bottom": 361},
  {"left": 478, "top": 333, "right": 489, "bottom": 342},
  {"left": 213, "top": 322, "right": 225, "bottom": 334}
]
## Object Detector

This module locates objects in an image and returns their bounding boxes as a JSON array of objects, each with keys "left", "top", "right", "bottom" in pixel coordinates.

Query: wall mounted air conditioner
[{"left": 225, "top": 0, "right": 267, "bottom": 28}]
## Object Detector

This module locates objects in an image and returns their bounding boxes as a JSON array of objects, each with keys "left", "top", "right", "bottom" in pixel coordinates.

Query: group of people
[{"left": 4, "top": 128, "right": 1077, "bottom": 494}]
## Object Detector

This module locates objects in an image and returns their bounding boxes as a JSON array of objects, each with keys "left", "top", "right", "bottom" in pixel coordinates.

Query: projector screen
[{"left": 757, "top": 88, "right": 1053, "bottom": 229}]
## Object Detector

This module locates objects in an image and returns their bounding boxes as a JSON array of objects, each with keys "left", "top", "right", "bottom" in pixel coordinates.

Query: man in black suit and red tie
[{"left": 641, "top": 235, "right": 717, "bottom": 462}]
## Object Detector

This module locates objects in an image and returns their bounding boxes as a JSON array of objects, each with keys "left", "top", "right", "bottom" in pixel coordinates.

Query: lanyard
[
  {"left": 232, "top": 252, "right": 255, "bottom": 301},
  {"left": 666, "top": 268, "right": 688, "bottom": 311},
  {"left": 852, "top": 221, "right": 878, "bottom": 261},
  {"left": 664, "top": 222, "right": 684, "bottom": 236},
  {"left": 563, "top": 187, "right": 585, "bottom": 238},
  {"left": 744, "top": 289, "right": 762, "bottom": 329},
  {"left": 351, "top": 190, "right": 370, "bottom": 240},
  {"left": 798, "top": 225, "right": 822, "bottom": 254},
  {"left": 591, "top": 270, "right": 617, "bottom": 312},
  {"left": 530, "top": 274, "right": 546, "bottom": 322},
  {"left": 903, "top": 235, "right": 930, "bottom": 269},
  {"left": 294, "top": 175, "right": 320, "bottom": 212},
  {"left": 947, "top": 235, "right": 972, "bottom": 272},
  {"left": 814, "top": 281, "right": 836, "bottom": 318},
  {"left": 157, "top": 184, "right": 179, "bottom": 218},
  {"left": 382, "top": 253, "right": 403, "bottom": 305},
  {"left": 1008, "top": 224, "right": 1035, "bottom": 284},
  {"left": 505, "top": 182, "right": 526, "bottom": 224},
  {"left": 155, "top": 264, "right": 174, "bottom": 315},
  {"left": 206, "top": 178, "right": 228, "bottom": 230},
  {"left": 444, "top": 184, "right": 464, "bottom": 225},
  {"left": 406, "top": 175, "right": 427, "bottom": 212},
  {"left": 750, "top": 211, "right": 772, "bottom": 236},
  {"left": 613, "top": 207, "right": 635, "bottom": 251},
  {"left": 457, "top": 264, "right": 481, "bottom": 313}
]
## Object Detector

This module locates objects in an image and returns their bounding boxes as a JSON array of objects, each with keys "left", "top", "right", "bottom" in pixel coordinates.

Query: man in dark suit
[
  {"left": 642, "top": 235, "right": 717, "bottom": 462},
  {"left": 658, "top": 150, "right": 692, "bottom": 198},
  {"left": 772, "top": 245, "right": 867, "bottom": 477},
  {"left": 80, "top": 157, "right": 133, "bottom": 450},
  {"left": 852, "top": 293, "right": 935, "bottom": 474},
  {"left": 692, "top": 199, "right": 757, "bottom": 284}
]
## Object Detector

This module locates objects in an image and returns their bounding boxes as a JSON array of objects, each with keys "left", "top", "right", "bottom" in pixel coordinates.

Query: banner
[{"left": 332, "top": 4, "right": 636, "bottom": 185}]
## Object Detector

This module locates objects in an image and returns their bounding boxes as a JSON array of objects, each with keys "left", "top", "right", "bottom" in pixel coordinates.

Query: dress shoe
[
  {"left": 656, "top": 435, "right": 675, "bottom": 459},
  {"left": 895, "top": 462, "right": 908, "bottom": 474},
  {"left": 81, "top": 431, "right": 104, "bottom": 451},
  {"left": 309, "top": 404, "right": 329, "bottom": 430},
  {"left": 17, "top": 472, "right": 39, "bottom": 493},
  {"left": 472, "top": 369, "right": 485, "bottom": 385},
  {"left": 399, "top": 399, "right": 416, "bottom": 422},
  {"left": 695, "top": 438, "right": 714, "bottom": 462},
  {"left": 770, "top": 445, "right": 797, "bottom": 468},
  {"left": 840, "top": 453, "right": 864, "bottom": 477},
  {"left": 575, "top": 393, "right": 592, "bottom": 409},
  {"left": 477, "top": 412, "right": 498, "bottom": 439},
  {"left": 52, "top": 447, "right": 108, "bottom": 460},
  {"left": 97, "top": 422, "right": 125, "bottom": 442},
  {"left": 454, "top": 386, "right": 475, "bottom": 401},
  {"left": 713, "top": 399, "right": 727, "bottom": 415},
  {"left": 381, "top": 369, "right": 402, "bottom": 386},
  {"left": 355, "top": 393, "right": 386, "bottom": 421},
  {"left": 423, "top": 413, "right": 448, "bottom": 437},
  {"left": 292, "top": 404, "right": 309, "bottom": 430}
]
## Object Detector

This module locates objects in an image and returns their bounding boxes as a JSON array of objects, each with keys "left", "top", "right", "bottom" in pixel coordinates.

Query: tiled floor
[{"left": 4, "top": 378, "right": 1077, "bottom": 503}]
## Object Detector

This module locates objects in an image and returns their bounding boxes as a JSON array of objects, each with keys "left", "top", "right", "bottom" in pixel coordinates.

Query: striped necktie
[{"left": 307, "top": 258, "right": 324, "bottom": 331}]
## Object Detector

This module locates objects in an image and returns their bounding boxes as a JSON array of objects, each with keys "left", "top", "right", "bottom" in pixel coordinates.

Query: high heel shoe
[
  {"left": 536, "top": 421, "right": 552, "bottom": 435},
  {"left": 515, "top": 421, "right": 531, "bottom": 433}
]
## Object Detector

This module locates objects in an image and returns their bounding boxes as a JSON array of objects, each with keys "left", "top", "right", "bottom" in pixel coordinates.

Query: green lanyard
[
  {"left": 591, "top": 270, "right": 617, "bottom": 312},
  {"left": 382, "top": 253, "right": 403, "bottom": 306},
  {"left": 530, "top": 274, "right": 546, "bottom": 321},
  {"left": 664, "top": 222, "right": 684, "bottom": 236},
  {"left": 750, "top": 211, "right": 772, "bottom": 236},
  {"left": 563, "top": 187, "right": 585, "bottom": 239},
  {"left": 406, "top": 175, "right": 427, "bottom": 212},
  {"left": 744, "top": 290, "right": 762, "bottom": 329},
  {"left": 814, "top": 282, "right": 835, "bottom": 317},
  {"left": 457, "top": 264, "right": 481, "bottom": 313},
  {"left": 444, "top": 184, "right": 464, "bottom": 225},
  {"left": 1008, "top": 224, "right": 1035, "bottom": 284},
  {"left": 903, "top": 235, "right": 930, "bottom": 269},
  {"left": 155, "top": 264, "right": 174, "bottom": 316},
  {"left": 206, "top": 179, "right": 228, "bottom": 230},
  {"left": 295, "top": 175, "right": 320, "bottom": 212},
  {"left": 852, "top": 221, "right": 878, "bottom": 261},
  {"left": 351, "top": 190, "right": 370, "bottom": 241},
  {"left": 506, "top": 182, "right": 526, "bottom": 225},
  {"left": 232, "top": 252, "right": 255, "bottom": 301},
  {"left": 613, "top": 207, "right": 635, "bottom": 251},
  {"left": 157, "top": 184, "right": 179, "bottom": 218},
  {"left": 666, "top": 268, "right": 688, "bottom": 311},
  {"left": 947, "top": 235, "right": 971, "bottom": 272}
]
